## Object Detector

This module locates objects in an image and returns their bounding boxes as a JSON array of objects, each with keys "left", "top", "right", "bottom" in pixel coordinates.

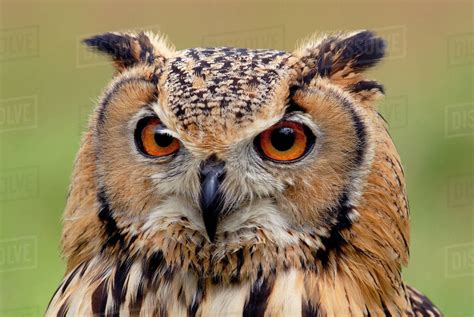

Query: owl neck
[
  {"left": 87, "top": 192, "right": 407, "bottom": 312},
  {"left": 85, "top": 199, "right": 409, "bottom": 315},
  {"left": 63, "top": 184, "right": 410, "bottom": 314}
]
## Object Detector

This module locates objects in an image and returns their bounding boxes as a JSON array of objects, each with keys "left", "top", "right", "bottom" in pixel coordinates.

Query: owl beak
[{"left": 199, "top": 156, "right": 226, "bottom": 242}]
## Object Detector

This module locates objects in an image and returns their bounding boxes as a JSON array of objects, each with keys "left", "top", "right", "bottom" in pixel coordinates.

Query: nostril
[{"left": 200, "top": 155, "right": 226, "bottom": 180}]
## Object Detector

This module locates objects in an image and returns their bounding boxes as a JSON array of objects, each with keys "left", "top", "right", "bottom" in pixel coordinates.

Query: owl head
[{"left": 63, "top": 30, "right": 408, "bottom": 289}]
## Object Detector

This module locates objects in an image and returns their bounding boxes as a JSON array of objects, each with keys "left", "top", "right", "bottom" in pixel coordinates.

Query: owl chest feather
[
  {"left": 46, "top": 232, "right": 415, "bottom": 317},
  {"left": 47, "top": 256, "right": 300, "bottom": 316}
]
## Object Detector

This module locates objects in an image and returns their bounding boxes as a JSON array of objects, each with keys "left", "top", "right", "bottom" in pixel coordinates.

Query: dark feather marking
[
  {"left": 302, "top": 300, "right": 319, "bottom": 317},
  {"left": 211, "top": 274, "right": 222, "bottom": 285},
  {"left": 243, "top": 268, "right": 273, "bottom": 317},
  {"left": 79, "top": 261, "right": 89, "bottom": 277},
  {"left": 177, "top": 286, "right": 185, "bottom": 303},
  {"left": 110, "top": 259, "right": 132, "bottom": 315},
  {"left": 91, "top": 279, "right": 108, "bottom": 316},
  {"left": 188, "top": 278, "right": 205, "bottom": 317},
  {"left": 340, "top": 96, "right": 368, "bottom": 167},
  {"left": 150, "top": 71, "right": 160, "bottom": 86},
  {"left": 97, "top": 188, "right": 125, "bottom": 250},
  {"left": 46, "top": 285, "right": 62, "bottom": 312},
  {"left": 47, "top": 265, "right": 85, "bottom": 312},
  {"left": 56, "top": 297, "right": 69, "bottom": 317},
  {"left": 162, "top": 265, "right": 176, "bottom": 283},
  {"left": 288, "top": 83, "right": 303, "bottom": 99},
  {"left": 365, "top": 306, "right": 372, "bottom": 317},
  {"left": 230, "top": 248, "right": 244, "bottom": 284},
  {"left": 144, "top": 250, "right": 165, "bottom": 282},
  {"left": 285, "top": 100, "right": 306, "bottom": 114},
  {"left": 381, "top": 300, "right": 392, "bottom": 317},
  {"left": 127, "top": 234, "right": 138, "bottom": 248},
  {"left": 299, "top": 255, "right": 307, "bottom": 270},
  {"left": 351, "top": 80, "right": 385, "bottom": 94},
  {"left": 316, "top": 192, "right": 353, "bottom": 266},
  {"left": 60, "top": 263, "right": 82, "bottom": 294},
  {"left": 128, "top": 281, "right": 145, "bottom": 316},
  {"left": 302, "top": 68, "right": 318, "bottom": 85}
]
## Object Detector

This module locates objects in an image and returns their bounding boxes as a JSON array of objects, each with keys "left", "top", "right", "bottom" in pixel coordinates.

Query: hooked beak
[{"left": 199, "top": 156, "right": 226, "bottom": 242}]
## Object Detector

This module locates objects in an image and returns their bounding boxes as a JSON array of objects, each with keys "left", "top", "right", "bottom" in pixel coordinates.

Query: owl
[{"left": 46, "top": 30, "right": 442, "bottom": 316}]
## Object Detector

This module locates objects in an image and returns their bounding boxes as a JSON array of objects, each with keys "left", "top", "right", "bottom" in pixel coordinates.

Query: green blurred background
[{"left": 0, "top": 0, "right": 472, "bottom": 316}]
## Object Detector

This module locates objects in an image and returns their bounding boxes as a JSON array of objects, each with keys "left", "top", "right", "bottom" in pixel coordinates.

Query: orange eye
[
  {"left": 135, "top": 117, "right": 180, "bottom": 157},
  {"left": 255, "top": 121, "right": 315, "bottom": 162}
]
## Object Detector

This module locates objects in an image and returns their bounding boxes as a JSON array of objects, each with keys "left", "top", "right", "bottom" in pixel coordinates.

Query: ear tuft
[
  {"left": 83, "top": 31, "right": 173, "bottom": 72},
  {"left": 334, "top": 30, "right": 386, "bottom": 74},
  {"left": 295, "top": 30, "right": 386, "bottom": 107},
  {"left": 297, "top": 30, "right": 386, "bottom": 81}
]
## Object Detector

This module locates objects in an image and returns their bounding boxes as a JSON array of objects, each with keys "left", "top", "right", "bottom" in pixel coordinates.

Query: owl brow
[
  {"left": 286, "top": 83, "right": 307, "bottom": 115},
  {"left": 97, "top": 76, "right": 158, "bottom": 130},
  {"left": 284, "top": 100, "right": 306, "bottom": 115}
]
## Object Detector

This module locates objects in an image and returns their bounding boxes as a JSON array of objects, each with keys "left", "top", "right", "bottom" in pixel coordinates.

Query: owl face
[
  {"left": 48, "top": 30, "right": 428, "bottom": 317},
  {"left": 77, "top": 31, "right": 386, "bottom": 258}
]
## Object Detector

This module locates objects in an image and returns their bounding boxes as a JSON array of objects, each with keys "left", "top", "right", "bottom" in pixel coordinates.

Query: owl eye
[
  {"left": 254, "top": 121, "right": 315, "bottom": 162},
  {"left": 135, "top": 117, "right": 180, "bottom": 157}
]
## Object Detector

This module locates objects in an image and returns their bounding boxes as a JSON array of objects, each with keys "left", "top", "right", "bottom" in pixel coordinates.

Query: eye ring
[
  {"left": 254, "top": 121, "right": 316, "bottom": 163},
  {"left": 134, "top": 117, "right": 180, "bottom": 158}
]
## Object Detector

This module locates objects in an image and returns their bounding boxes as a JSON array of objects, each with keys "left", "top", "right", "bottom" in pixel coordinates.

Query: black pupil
[
  {"left": 271, "top": 127, "right": 296, "bottom": 151},
  {"left": 154, "top": 131, "right": 174, "bottom": 147}
]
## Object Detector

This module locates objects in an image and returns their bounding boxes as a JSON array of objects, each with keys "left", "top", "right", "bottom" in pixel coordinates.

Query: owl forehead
[{"left": 161, "top": 47, "right": 292, "bottom": 136}]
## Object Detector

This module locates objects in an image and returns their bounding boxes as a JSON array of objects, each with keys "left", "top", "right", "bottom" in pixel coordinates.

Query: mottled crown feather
[{"left": 83, "top": 30, "right": 386, "bottom": 102}]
